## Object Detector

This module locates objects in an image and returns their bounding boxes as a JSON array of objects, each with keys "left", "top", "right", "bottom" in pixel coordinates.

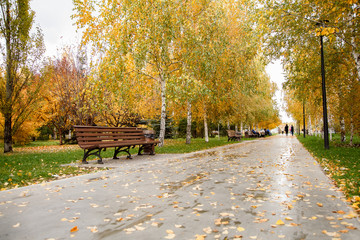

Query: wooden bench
[
  {"left": 73, "top": 126, "right": 160, "bottom": 164},
  {"left": 210, "top": 130, "right": 219, "bottom": 137},
  {"left": 245, "top": 131, "right": 259, "bottom": 138},
  {"left": 226, "top": 130, "right": 241, "bottom": 141}
]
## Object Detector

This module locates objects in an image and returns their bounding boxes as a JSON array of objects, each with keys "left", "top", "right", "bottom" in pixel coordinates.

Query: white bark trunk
[
  {"left": 227, "top": 121, "right": 230, "bottom": 130},
  {"left": 53, "top": 127, "right": 57, "bottom": 140},
  {"left": 340, "top": 115, "right": 346, "bottom": 143},
  {"left": 204, "top": 111, "right": 209, "bottom": 143},
  {"left": 351, "top": 34, "right": 360, "bottom": 80},
  {"left": 158, "top": 76, "right": 166, "bottom": 147},
  {"left": 186, "top": 101, "right": 192, "bottom": 144}
]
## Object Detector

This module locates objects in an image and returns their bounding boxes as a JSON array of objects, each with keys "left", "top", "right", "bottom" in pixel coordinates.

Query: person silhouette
[
  {"left": 285, "top": 124, "right": 289, "bottom": 136},
  {"left": 290, "top": 125, "right": 294, "bottom": 136}
]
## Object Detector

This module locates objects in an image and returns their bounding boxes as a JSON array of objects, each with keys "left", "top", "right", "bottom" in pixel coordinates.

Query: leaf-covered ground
[
  {"left": 297, "top": 135, "right": 360, "bottom": 215},
  {"left": 0, "top": 137, "right": 240, "bottom": 190},
  {"left": 0, "top": 135, "right": 359, "bottom": 239}
]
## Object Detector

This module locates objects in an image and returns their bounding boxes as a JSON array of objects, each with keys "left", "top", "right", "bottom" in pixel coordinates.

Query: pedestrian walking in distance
[
  {"left": 290, "top": 125, "right": 294, "bottom": 136},
  {"left": 285, "top": 124, "right": 289, "bottom": 136}
]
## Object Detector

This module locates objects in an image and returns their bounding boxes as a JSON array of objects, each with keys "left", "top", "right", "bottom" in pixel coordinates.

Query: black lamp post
[{"left": 317, "top": 20, "right": 330, "bottom": 149}]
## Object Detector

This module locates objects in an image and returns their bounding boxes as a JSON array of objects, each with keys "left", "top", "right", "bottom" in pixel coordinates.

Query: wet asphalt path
[{"left": 0, "top": 135, "right": 359, "bottom": 240}]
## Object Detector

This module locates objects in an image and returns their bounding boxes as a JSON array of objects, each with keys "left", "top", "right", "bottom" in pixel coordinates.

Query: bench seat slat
[
  {"left": 77, "top": 136, "right": 145, "bottom": 141},
  {"left": 74, "top": 125, "right": 138, "bottom": 130},
  {"left": 75, "top": 132, "right": 144, "bottom": 137},
  {"left": 78, "top": 139, "right": 159, "bottom": 149}
]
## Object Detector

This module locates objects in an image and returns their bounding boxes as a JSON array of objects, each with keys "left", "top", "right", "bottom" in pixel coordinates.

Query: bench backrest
[
  {"left": 227, "top": 130, "right": 236, "bottom": 137},
  {"left": 73, "top": 125, "right": 146, "bottom": 148}
]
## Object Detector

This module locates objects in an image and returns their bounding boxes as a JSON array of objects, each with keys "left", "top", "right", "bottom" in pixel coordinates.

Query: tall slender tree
[{"left": 0, "top": 0, "right": 44, "bottom": 152}]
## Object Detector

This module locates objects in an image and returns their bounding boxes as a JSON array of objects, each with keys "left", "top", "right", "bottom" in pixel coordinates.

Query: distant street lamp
[
  {"left": 281, "top": 12, "right": 331, "bottom": 149},
  {"left": 316, "top": 20, "right": 330, "bottom": 149}
]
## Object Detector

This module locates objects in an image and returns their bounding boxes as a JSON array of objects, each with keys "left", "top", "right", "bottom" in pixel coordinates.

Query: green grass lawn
[
  {"left": 297, "top": 134, "right": 360, "bottom": 211},
  {"left": 0, "top": 137, "right": 244, "bottom": 190}
]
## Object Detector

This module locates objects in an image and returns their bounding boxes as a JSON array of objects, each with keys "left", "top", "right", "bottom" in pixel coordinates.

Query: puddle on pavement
[
  {"left": 223, "top": 153, "right": 248, "bottom": 161},
  {"left": 160, "top": 172, "right": 209, "bottom": 192},
  {"left": 270, "top": 143, "right": 296, "bottom": 202},
  {"left": 187, "top": 151, "right": 219, "bottom": 160},
  {"left": 244, "top": 209, "right": 257, "bottom": 216},
  {"left": 87, "top": 176, "right": 109, "bottom": 182},
  {"left": 97, "top": 211, "right": 162, "bottom": 238},
  {"left": 254, "top": 193, "right": 266, "bottom": 200}
]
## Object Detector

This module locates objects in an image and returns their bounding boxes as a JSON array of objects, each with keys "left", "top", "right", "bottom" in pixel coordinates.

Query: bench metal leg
[
  {"left": 113, "top": 146, "right": 132, "bottom": 159},
  {"left": 138, "top": 144, "right": 156, "bottom": 155},
  {"left": 138, "top": 145, "right": 144, "bottom": 155},
  {"left": 83, "top": 148, "right": 103, "bottom": 164}
]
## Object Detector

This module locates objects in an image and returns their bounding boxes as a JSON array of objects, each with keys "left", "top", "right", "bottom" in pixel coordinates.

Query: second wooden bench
[{"left": 226, "top": 130, "right": 242, "bottom": 141}]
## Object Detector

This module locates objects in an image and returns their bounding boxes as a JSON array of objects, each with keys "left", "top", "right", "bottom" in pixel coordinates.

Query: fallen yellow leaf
[
  {"left": 12, "top": 223, "right": 20, "bottom": 228},
  {"left": 214, "top": 218, "right": 221, "bottom": 225},
  {"left": 237, "top": 227, "right": 245, "bottom": 232},
  {"left": 70, "top": 226, "right": 78, "bottom": 233},
  {"left": 344, "top": 212, "right": 357, "bottom": 219},
  {"left": 276, "top": 220, "right": 285, "bottom": 225},
  {"left": 195, "top": 235, "right": 206, "bottom": 240},
  {"left": 346, "top": 226, "right": 357, "bottom": 230},
  {"left": 290, "top": 222, "right": 299, "bottom": 226},
  {"left": 203, "top": 227, "right": 212, "bottom": 234}
]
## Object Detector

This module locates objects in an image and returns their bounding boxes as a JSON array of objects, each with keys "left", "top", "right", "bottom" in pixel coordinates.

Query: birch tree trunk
[
  {"left": 158, "top": 75, "right": 167, "bottom": 147},
  {"left": 204, "top": 110, "right": 209, "bottom": 143},
  {"left": 340, "top": 115, "right": 346, "bottom": 143},
  {"left": 351, "top": 45, "right": 360, "bottom": 80},
  {"left": 53, "top": 127, "right": 57, "bottom": 140},
  {"left": 350, "top": 16, "right": 360, "bottom": 80},
  {"left": 186, "top": 100, "right": 192, "bottom": 144}
]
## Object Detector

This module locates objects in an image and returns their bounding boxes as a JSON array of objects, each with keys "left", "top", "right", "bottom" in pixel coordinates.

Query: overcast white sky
[
  {"left": 266, "top": 61, "right": 294, "bottom": 123},
  {"left": 31, "top": 0, "right": 79, "bottom": 57},
  {"left": 31, "top": 0, "right": 293, "bottom": 123}
]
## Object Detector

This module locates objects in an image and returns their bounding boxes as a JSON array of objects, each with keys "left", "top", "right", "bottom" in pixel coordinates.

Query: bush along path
[{"left": 0, "top": 135, "right": 359, "bottom": 240}]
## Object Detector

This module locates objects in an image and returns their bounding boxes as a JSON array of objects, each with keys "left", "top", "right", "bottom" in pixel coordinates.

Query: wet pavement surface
[{"left": 0, "top": 135, "right": 359, "bottom": 240}]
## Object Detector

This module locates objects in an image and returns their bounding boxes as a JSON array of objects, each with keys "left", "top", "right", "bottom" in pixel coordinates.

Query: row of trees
[
  {"left": 72, "top": 0, "right": 280, "bottom": 146},
  {"left": 1, "top": 0, "right": 280, "bottom": 152},
  {"left": 259, "top": 0, "right": 360, "bottom": 145}
]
